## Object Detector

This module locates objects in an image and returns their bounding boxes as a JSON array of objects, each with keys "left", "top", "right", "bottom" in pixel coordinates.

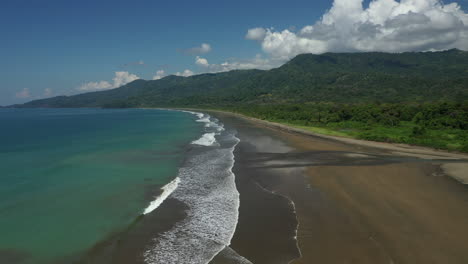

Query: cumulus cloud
[
  {"left": 246, "top": 27, "right": 267, "bottom": 41},
  {"left": 78, "top": 81, "right": 113, "bottom": 91},
  {"left": 175, "top": 69, "right": 194, "bottom": 77},
  {"left": 15, "top": 88, "right": 30, "bottom": 98},
  {"left": 247, "top": 0, "right": 468, "bottom": 60},
  {"left": 153, "top": 70, "right": 166, "bottom": 80},
  {"left": 113, "top": 71, "right": 140, "bottom": 87},
  {"left": 193, "top": 54, "right": 280, "bottom": 73},
  {"left": 181, "top": 43, "right": 212, "bottom": 55},
  {"left": 195, "top": 56, "right": 210, "bottom": 67},
  {"left": 78, "top": 71, "right": 140, "bottom": 91}
]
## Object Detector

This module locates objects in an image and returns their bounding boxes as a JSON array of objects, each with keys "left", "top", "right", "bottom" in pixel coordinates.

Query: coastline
[
  {"left": 208, "top": 110, "right": 468, "bottom": 264},
  {"left": 81, "top": 110, "right": 243, "bottom": 264},
  {"left": 197, "top": 109, "right": 468, "bottom": 183},
  {"left": 79, "top": 108, "right": 468, "bottom": 264}
]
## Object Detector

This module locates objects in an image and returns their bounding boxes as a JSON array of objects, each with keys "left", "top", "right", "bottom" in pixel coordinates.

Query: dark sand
[
  {"left": 211, "top": 114, "right": 301, "bottom": 264},
  {"left": 82, "top": 110, "right": 468, "bottom": 264},
  {"left": 81, "top": 198, "right": 188, "bottom": 264},
  {"left": 210, "top": 112, "right": 468, "bottom": 264}
]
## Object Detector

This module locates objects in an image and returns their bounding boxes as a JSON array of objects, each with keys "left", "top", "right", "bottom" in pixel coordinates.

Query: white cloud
[
  {"left": 78, "top": 81, "right": 113, "bottom": 91},
  {"left": 195, "top": 56, "right": 210, "bottom": 67},
  {"left": 113, "top": 71, "right": 140, "bottom": 88},
  {"left": 44, "top": 88, "right": 52, "bottom": 97},
  {"left": 199, "top": 43, "right": 212, "bottom": 53},
  {"left": 247, "top": 0, "right": 468, "bottom": 60},
  {"left": 183, "top": 43, "right": 212, "bottom": 55},
  {"left": 246, "top": 27, "right": 267, "bottom": 41},
  {"left": 153, "top": 70, "right": 166, "bottom": 80},
  {"left": 78, "top": 71, "right": 140, "bottom": 91},
  {"left": 199, "top": 54, "right": 280, "bottom": 72},
  {"left": 15, "top": 88, "right": 30, "bottom": 99},
  {"left": 175, "top": 69, "right": 194, "bottom": 77}
]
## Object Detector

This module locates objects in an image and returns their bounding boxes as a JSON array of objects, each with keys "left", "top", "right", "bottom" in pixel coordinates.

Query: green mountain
[{"left": 15, "top": 49, "right": 468, "bottom": 108}]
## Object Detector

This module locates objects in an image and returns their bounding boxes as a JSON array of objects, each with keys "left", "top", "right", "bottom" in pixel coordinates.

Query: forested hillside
[
  {"left": 14, "top": 49, "right": 468, "bottom": 152},
  {"left": 15, "top": 49, "right": 468, "bottom": 108}
]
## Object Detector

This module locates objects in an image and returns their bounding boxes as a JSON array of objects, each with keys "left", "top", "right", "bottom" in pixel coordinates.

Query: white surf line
[
  {"left": 180, "top": 111, "right": 223, "bottom": 147},
  {"left": 143, "top": 122, "right": 241, "bottom": 264},
  {"left": 178, "top": 109, "right": 204, "bottom": 119},
  {"left": 253, "top": 181, "right": 303, "bottom": 263},
  {"left": 140, "top": 108, "right": 201, "bottom": 216},
  {"left": 205, "top": 136, "right": 242, "bottom": 264},
  {"left": 143, "top": 177, "right": 181, "bottom": 215},
  {"left": 172, "top": 109, "right": 225, "bottom": 134},
  {"left": 158, "top": 109, "right": 246, "bottom": 263},
  {"left": 287, "top": 199, "right": 301, "bottom": 264},
  {"left": 191, "top": 132, "right": 217, "bottom": 146}
]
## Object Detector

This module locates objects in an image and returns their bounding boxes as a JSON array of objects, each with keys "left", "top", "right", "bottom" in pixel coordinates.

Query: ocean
[{"left": 0, "top": 108, "right": 240, "bottom": 264}]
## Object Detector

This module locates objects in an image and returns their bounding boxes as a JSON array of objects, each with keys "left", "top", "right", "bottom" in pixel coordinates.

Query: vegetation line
[{"left": 190, "top": 101, "right": 468, "bottom": 153}]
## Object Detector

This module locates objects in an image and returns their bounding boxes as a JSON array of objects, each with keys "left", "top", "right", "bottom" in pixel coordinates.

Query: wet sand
[
  {"left": 80, "top": 198, "right": 188, "bottom": 264},
  {"left": 82, "top": 109, "right": 468, "bottom": 264},
  {"left": 211, "top": 117, "right": 301, "bottom": 264},
  {"left": 211, "top": 111, "right": 468, "bottom": 264}
]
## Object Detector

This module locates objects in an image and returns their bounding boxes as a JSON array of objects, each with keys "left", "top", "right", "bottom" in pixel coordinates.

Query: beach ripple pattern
[{"left": 144, "top": 113, "right": 241, "bottom": 264}]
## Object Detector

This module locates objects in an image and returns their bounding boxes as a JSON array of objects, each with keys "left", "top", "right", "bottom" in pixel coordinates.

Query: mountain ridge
[{"left": 13, "top": 49, "right": 468, "bottom": 108}]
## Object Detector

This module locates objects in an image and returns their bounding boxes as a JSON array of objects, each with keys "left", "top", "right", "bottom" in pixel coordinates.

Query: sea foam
[
  {"left": 190, "top": 113, "right": 225, "bottom": 146},
  {"left": 143, "top": 177, "right": 181, "bottom": 215},
  {"left": 191, "top": 133, "right": 217, "bottom": 146},
  {"left": 143, "top": 112, "right": 242, "bottom": 264}
]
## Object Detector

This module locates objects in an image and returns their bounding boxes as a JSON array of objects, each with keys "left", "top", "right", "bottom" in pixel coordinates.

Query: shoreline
[
  {"left": 204, "top": 109, "right": 468, "bottom": 155},
  {"left": 75, "top": 108, "right": 468, "bottom": 264},
  {"left": 209, "top": 110, "right": 468, "bottom": 264},
  {"left": 81, "top": 110, "right": 241, "bottom": 264},
  {"left": 251, "top": 179, "right": 302, "bottom": 263},
  {"left": 194, "top": 109, "right": 468, "bottom": 184}
]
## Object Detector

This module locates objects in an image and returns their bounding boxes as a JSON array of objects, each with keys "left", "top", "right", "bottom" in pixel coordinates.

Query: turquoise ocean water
[{"left": 0, "top": 108, "right": 202, "bottom": 264}]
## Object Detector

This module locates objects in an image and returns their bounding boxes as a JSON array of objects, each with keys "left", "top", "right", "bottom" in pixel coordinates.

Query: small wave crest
[
  {"left": 180, "top": 110, "right": 204, "bottom": 119},
  {"left": 180, "top": 111, "right": 225, "bottom": 133},
  {"left": 191, "top": 132, "right": 217, "bottom": 146},
  {"left": 196, "top": 116, "right": 211, "bottom": 123},
  {"left": 205, "top": 121, "right": 225, "bottom": 132},
  {"left": 188, "top": 112, "right": 225, "bottom": 146},
  {"left": 143, "top": 177, "right": 181, "bottom": 215}
]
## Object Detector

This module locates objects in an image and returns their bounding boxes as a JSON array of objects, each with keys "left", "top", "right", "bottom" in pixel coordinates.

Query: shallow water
[
  {"left": 0, "top": 108, "right": 201, "bottom": 264},
  {"left": 144, "top": 112, "right": 241, "bottom": 264}
]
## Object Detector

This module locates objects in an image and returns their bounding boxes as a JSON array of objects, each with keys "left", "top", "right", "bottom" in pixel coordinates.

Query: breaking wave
[
  {"left": 143, "top": 177, "right": 181, "bottom": 215},
  {"left": 191, "top": 132, "right": 217, "bottom": 146},
  {"left": 143, "top": 111, "right": 241, "bottom": 264},
  {"left": 190, "top": 112, "right": 225, "bottom": 146}
]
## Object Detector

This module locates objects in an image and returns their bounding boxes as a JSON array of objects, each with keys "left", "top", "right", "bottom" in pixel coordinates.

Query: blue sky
[{"left": 1, "top": 0, "right": 467, "bottom": 105}]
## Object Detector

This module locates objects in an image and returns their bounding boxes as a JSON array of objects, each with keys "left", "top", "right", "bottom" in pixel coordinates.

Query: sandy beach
[
  {"left": 80, "top": 109, "right": 468, "bottom": 264},
  {"left": 210, "top": 111, "right": 468, "bottom": 264}
]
